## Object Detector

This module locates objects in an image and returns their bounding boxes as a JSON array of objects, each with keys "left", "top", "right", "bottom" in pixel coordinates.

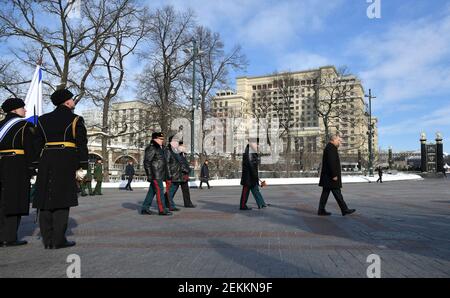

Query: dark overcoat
[
  {"left": 165, "top": 146, "right": 189, "bottom": 183},
  {"left": 0, "top": 113, "right": 37, "bottom": 215},
  {"left": 33, "top": 105, "right": 88, "bottom": 210},
  {"left": 200, "top": 163, "right": 209, "bottom": 182},
  {"left": 144, "top": 140, "right": 168, "bottom": 180},
  {"left": 319, "top": 142, "right": 342, "bottom": 189},
  {"left": 240, "top": 144, "right": 259, "bottom": 187}
]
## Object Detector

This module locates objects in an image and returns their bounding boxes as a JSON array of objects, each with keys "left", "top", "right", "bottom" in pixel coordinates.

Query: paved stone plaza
[{"left": 0, "top": 179, "right": 449, "bottom": 278}]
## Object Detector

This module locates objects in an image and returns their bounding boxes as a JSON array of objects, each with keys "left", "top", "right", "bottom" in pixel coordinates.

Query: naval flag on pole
[{"left": 24, "top": 64, "right": 43, "bottom": 125}]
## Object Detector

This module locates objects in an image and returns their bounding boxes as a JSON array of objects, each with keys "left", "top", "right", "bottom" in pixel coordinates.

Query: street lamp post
[
  {"left": 365, "top": 89, "right": 376, "bottom": 177},
  {"left": 184, "top": 39, "right": 204, "bottom": 175}
]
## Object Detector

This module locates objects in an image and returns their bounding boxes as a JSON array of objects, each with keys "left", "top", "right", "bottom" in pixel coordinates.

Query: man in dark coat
[
  {"left": 33, "top": 89, "right": 89, "bottom": 249},
  {"left": 177, "top": 141, "right": 195, "bottom": 207},
  {"left": 93, "top": 159, "right": 103, "bottom": 195},
  {"left": 376, "top": 166, "right": 383, "bottom": 183},
  {"left": 164, "top": 136, "right": 195, "bottom": 209},
  {"left": 124, "top": 161, "right": 135, "bottom": 191},
  {"left": 240, "top": 138, "right": 267, "bottom": 210},
  {"left": 199, "top": 160, "right": 211, "bottom": 189},
  {"left": 141, "top": 132, "right": 171, "bottom": 216},
  {"left": 0, "top": 98, "right": 37, "bottom": 247},
  {"left": 318, "top": 135, "right": 355, "bottom": 216}
]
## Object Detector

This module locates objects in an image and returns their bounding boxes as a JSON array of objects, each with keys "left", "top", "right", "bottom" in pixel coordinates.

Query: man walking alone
[{"left": 318, "top": 135, "right": 356, "bottom": 216}]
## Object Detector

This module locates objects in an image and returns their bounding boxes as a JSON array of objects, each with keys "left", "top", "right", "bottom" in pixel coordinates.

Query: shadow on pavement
[{"left": 208, "top": 239, "right": 320, "bottom": 277}]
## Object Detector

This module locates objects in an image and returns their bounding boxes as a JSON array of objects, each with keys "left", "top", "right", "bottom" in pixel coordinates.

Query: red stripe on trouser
[
  {"left": 165, "top": 180, "right": 172, "bottom": 208},
  {"left": 153, "top": 180, "right": 164, "bottom": 212},
  {"left": 241, "top": 186, "right": 248, "bottom": 208}
]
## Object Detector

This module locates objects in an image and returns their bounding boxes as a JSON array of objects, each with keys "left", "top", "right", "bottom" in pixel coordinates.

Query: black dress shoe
[
  {"left": 140, "top": 209, "right": 153, "bottom": 215},
  {"left": 44, "top": 244, "right": 54, "bottom": 249},
  {"left": 1, "top": 240, "right": 28, "bottom": 247},
  {"left": 184, "top": 204, "right": 196, "bottom": 208},
  {"left": 240, "top": 206, "right": 252, "bottom": 210},
  {"left": 159, "top": 211, "right": 173, "bottom": 216},
  {"left": 318, "top": 210, "right": 332, "bottom": 216},
  {"left": 169, "top": 207, "right": 180, "bottom": 212},
  {"left": 53, "top": 241, "right": 76, "bottom": 249},
  {"left": 342, "top": 209, "right": 356, "bottom": 216}
]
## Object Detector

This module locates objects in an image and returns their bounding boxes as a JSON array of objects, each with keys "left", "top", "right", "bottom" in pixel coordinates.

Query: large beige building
[
  {"left": 212, "top": 66, "right": 378, "bottom": 156},
  {"left": 82, "top": 100, "right": 158, "bottom": 179}
]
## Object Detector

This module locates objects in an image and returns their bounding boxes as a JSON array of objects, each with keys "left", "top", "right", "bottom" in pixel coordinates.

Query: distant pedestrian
[
  {"left": 93, "top": 159, "right": 103, "bottom": 195},
  {"left": 318, "top": 135, "right": 355, "bottom": 216},
  {"left": 443, "top": 167, "right": 447, "bottom": 178},
  {"left": 124, "top": 161, "right": 135, "bottom": 191},
  {"left": 239, "top": 138, "right": 267, "bottom": 210},
  {"left": 376, "top": 166, "right": 383, "bottom": 183},
  {"left": 199, "top": 160, "right": 211, "bottom": 189}
]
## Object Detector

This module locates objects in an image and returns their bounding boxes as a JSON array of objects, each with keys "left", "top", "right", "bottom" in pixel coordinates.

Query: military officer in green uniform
[
  {"left": 80, "top": 163, "right": 94, "bottom": 196},
  {"left": 93, "top": 159, "right": 103, "bottom": 195}
]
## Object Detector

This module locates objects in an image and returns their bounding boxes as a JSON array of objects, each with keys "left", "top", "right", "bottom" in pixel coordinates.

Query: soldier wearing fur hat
[
  {"left": 33, "top": 89, "right": 89, "bottom": 249},
  {"left": 141, "top": 132, "right": 172, "bottom": 216},
  {"left": 0, "top": 98, "right": 38, "bottom": 247}
]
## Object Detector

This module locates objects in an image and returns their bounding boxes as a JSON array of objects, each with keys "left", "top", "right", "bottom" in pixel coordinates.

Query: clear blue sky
[{"left": 145, "top": 0, "right": 450, "bottom": 152}]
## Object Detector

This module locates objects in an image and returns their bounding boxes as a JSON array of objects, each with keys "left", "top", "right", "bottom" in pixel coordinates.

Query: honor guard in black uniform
[
  {"left": 0, "top": 98, "right": 37, "bottom": 247},
  {"left": 33, "top": 89, "right": 89, "bottom": 249}
]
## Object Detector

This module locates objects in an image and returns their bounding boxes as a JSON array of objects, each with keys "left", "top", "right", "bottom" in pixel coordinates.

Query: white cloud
[
  {"left": 379, "top": 104, "right": 450, "bottom": 136},
  {"left": 277, "top": 51, "right": 330, "bottom": 72},
  {"left": 145, "top": 0, "right": 343, "bottom": 49},
  {"left": 348, "top": 13, "right": 450, "bottom": 108}
]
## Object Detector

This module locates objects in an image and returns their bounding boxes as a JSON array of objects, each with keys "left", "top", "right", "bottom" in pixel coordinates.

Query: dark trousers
[
  {"left": 376, "top": 175, "right": 383, "bottom": 183},
  {"left": 318, "top": 188, "right": 349, "bottom": 212},
  {"left": 180, "top": 182, "right": 193, "bottom": 206},
  {"left": 93, "top": 181, "right": 102, "bottom": 195},
  {"left": 240, "top": 185, "right": 266, "bottom": 208},
  {"left": 200, "top": 180, "right": 210, "bottom": 188},
  {"left": 166, "top": 181, "right": 194, "bottom": 207},
  {"left": 39, "top": 208, "right": 70, "bottom": 246},
  {"left": 142, "top": 179, "right": 166, "bottom": 213},
  {"left": 125, "top": 176, "right": 133, "bottom": 190},
  {"left": 0, "top": 207, "right": 21, "bottom": 243}
]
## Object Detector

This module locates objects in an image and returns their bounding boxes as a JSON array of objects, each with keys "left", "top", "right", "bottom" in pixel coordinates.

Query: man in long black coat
[
  {"left": 33, "top": 89, "right": 89, "bottom": 249},
  {"left": 0, "top": 98, "right": 38, "bottom": 247},
  {"left": 240, "top": 138, "right": 267, "bottom": 210},
  {"left": 124, "top": 161, "right": 135, "bottom": 191},
  {"left": 199, "top": 160, "right": 211, "bottom": 189},
  {"left": 164, "top": 136, "right": 195, "bottom": 209},
  {"left": 318, "top": 135, "right": 355, "bottom": 216}
]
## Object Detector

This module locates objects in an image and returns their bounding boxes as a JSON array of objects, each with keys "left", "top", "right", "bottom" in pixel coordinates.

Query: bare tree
[
  {"left": 0, "top": 0, "right": 135, "bottom": 102},
  {"left": 271, "top": 73, "right": 298, "bottom": 176},
  {"left": 138, "top": 5, "right": 195, "bottom": 135},
  {"left": 187, "top": 26, "right": 247, "bottom": 157},
  {"left": 80, "top": 3, "right": 149, "bottom": 181},
  {"left": 312, "top": 66, "right": 366, "bottom": 149}
]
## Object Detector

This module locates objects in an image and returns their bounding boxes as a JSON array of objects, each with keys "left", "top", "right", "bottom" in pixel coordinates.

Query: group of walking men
[
  {"left": 140, "top": 133, "right": 196, "bottom": 216},
  {"left": 0, "top": 90, "right": 356, "bottom": 248}
]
